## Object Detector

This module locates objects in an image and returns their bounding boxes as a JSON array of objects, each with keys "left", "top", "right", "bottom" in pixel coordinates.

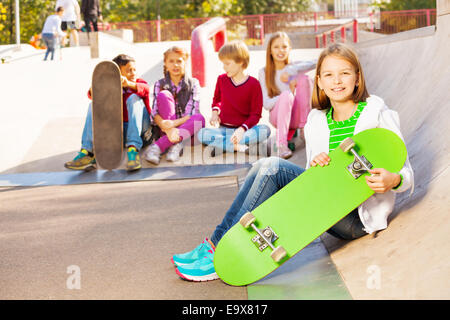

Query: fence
[
  {"left": 316, "top": 19, "right": 358, "bottom": 48},
  {"left": 378, "top": 9, "right": 436, "bottom": 34},
  {"left": 109, "top": 9, "right": 436, "bottom": 44}
]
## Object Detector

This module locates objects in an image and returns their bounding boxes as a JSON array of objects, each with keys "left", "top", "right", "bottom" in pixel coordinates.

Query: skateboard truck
[
  {"left": 251, "top": 226, "right": 278, "bottom": 252},
  {"left": 340, "top": 137, "right": 373, "bottom": 179},
  {"left": 239, "top": 212, "right": 287, "bottom": 263}
]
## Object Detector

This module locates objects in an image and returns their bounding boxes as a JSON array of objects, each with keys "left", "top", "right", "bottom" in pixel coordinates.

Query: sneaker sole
[
  {"left": 126, "top": 164, "right": 142, "bottom": 171},
  {"left": 166, "top": 148, "right": 183, "bottom": 162},
  {"left": 64, "top": 163, "right": 97, "bottom": 171},
  {"left": 144, "top": 157, "right": 160, "bottom": 165},
  {"left": 175, "top": 268, "right": 219, "bottom": 282},
  {"left": 171, "top": 257, "right": 193, "bottom": 267}
]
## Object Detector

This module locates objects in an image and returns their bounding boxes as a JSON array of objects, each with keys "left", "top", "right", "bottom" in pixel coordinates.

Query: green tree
[
  {"left": 0, "top": 0, "right": 55, "bottom": 45},
  {"left": 377, "top": 0, "right": 436, "bottom": 10},
  {"left": 0, "top": 0, "right": 314, "bottom": 45},
  {"left": 238, "top": 0, "right": 311, "bottom": 15}
]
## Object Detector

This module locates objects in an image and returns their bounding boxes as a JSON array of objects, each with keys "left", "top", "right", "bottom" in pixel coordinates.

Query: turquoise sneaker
[
  {"left": 64, "top": 149, "right": 96, "bottom": 171},
  {"left": 171, "top": 238, "right": 214, "bottom": 267},
  {"left": 175, "top": 248, "right": 219, "bottom": 282},
  {"left": 127, "top": 146, "right": 141, "bottom": 171}
]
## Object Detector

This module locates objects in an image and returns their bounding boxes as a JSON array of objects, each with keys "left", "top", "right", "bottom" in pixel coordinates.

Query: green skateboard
[
  {"left": 214, "top": 128, "right": 407, "bottom": 286},
  {"left": 92, "top": 61, "right": 123, "bottom": 170}
]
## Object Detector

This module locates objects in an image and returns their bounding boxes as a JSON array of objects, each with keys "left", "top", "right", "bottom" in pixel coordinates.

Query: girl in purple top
[{"left": 144, "top": 46, "right": 205, "bottom": 164}]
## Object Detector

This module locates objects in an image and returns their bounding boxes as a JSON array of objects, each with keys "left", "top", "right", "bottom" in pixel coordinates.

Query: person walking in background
[
  {"left": 81, "top": 0, "right": 102, "bottom": 33},
  {"left": 259, "top": 32, "right": 316, "bottom": 159},
  {"left": 55, "top": 0, "right": 81, "bottom": 47},
  {"left": 41, "top": 6, "right": 66, "bottom": 61}
]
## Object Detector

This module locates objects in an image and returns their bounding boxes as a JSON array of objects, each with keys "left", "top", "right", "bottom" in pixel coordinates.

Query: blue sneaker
[
  {"left": 175, "top": 248, "right": 219, "bottom": 282},
  {"left": 171, "top": 238, "right": 214, "bottom": 267}
]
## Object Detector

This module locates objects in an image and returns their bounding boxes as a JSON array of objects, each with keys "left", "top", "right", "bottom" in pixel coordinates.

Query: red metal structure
[
  {"left": 190, "top": 17, "right": 227, "bottom": 87},
  {"left": 109, "top": 9, "right": 436, "bottom": 45},
  {"left": 316, "top": 19, "right": 358, "bottom": 48}
]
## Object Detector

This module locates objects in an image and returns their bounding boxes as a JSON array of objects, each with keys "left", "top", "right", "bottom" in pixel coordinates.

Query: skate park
[{"left": 0, "top": 1, "right": 448, "bottom": 300}]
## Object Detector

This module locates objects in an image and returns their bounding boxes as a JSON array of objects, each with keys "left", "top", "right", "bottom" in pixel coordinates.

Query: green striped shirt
[{"left": 327, "top": 102, "right": 366, "bottom": 151}]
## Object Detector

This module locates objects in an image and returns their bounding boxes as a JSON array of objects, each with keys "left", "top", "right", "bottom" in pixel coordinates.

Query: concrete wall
[{"left": 321, "top": 0, "right": 450, "bottom": 299}]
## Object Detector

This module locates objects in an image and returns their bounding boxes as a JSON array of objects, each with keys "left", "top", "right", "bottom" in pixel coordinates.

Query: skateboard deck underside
[
  {"left": 214, "top": 128, "right": 407, "bottom": 286},
  {"left": 92, "top": 61, "right": 123, "bottom": 170}
]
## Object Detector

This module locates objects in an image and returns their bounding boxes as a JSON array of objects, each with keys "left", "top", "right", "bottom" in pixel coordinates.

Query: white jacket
[{"left": 304, "top": 95, "right": 414, "bottom": 234}]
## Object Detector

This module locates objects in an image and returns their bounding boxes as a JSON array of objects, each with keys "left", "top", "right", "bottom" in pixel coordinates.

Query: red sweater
[
  {"left": 88, "top": 78, "right": 151, "bottom": 122},
  {"left": 211, "top": 74, "right": 263, "bottom": 130}
]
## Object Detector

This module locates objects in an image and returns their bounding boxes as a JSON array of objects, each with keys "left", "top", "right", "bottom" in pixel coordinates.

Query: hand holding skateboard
[{"left": 311, "top": 148, "right": 400, "bottom": 194}]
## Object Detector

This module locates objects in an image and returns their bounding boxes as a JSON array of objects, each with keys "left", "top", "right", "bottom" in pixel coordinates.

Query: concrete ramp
[{"left": 321, "top": 1, "right": 450, "bottom": 299}]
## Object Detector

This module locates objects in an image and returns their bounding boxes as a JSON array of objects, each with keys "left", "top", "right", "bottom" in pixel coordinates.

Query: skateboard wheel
[
  {"left": 240, "top": 212, "right": 256, "bottom": 229},
  {"left": 270, "top": 246, "right": 287, "bottom": 262},
  {"left": 339, "top": 137, "right": 355, "bottom": 153}
]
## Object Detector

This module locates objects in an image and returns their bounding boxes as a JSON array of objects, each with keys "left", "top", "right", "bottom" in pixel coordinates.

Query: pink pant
[
  {"left": 269, "top": 73, "right": 311, "bottom": 147},
  {"left": 155, "top": 90, "right": 205, "bottom": 153}
]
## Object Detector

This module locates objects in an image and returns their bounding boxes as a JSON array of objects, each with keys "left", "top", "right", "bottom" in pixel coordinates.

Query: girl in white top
[
  {"left": 171, "top": 43, "right": 414, "bottom": 282},
  {"left": 258, "top": 32, "right": 316, "bottom": 158}
]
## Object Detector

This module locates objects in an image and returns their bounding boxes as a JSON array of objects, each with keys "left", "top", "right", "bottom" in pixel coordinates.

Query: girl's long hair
[
  {"left": 312, "top": 43, "right": 369, "bottom": 110},
  {"left": 265, "top": 32, "right": 291, "bottom": 98},
  {"left": 163, "top": 46, "right": 189, "bottom": 77}
]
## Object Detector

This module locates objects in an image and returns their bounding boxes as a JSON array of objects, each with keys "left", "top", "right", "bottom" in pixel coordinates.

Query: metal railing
[
  {"left": 109, "top": 9, "right": 436, "bottom": 44},
  {"left": 316, "top": 19, "right": 358, "bottom": 48}
]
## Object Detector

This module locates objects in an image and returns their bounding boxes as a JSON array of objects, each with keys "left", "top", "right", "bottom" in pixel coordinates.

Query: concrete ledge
[
  {"left": 438, "top": 0, "right": 450, "bottom": 16},
  {"left": 0, "top": 164, "right": 251, "bottom": 187},
  {"left": 356, "top": 26, "right": 436, "bottom": 48}
]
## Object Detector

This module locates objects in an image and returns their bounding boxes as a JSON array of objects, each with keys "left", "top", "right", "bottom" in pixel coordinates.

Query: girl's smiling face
[
  {"left": 317, "top": 55, "right": 359, "bottom": 104},
  {"left": 270, "top": 36, "right": 291, "bottom": 65},
  {"left": 164, "top": 52, "right": 186, "bottom": 78}
]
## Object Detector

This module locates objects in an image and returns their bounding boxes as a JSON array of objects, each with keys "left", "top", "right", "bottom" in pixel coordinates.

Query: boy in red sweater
[
  {"left": 197, "top": 41, "right": 270, "bottom": 156},
  {"left": 64, "top": 54, "right": 151, "bottom": 171}
]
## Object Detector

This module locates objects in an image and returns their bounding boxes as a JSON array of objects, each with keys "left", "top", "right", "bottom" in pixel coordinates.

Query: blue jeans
[
  {"left": 210, "top": 157, "right": 367, "bottom": 245},
  {"left": 81, "top": 94, "right": 150, "bottom": 152},
  {"left": 198, "top": 124, "right": 271, "bottom": 153},
  {"left": 211, "top": 157, "right": 304, "bottom": 245},
  {"left": 42, "top": 33, "right": 56, "bottom": 61}
]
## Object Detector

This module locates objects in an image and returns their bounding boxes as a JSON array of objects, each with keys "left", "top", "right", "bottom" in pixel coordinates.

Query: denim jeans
[
  {"left": 81, "top": 94, "right": 150, "bottom": 152},
  {"left": 210, "top": 157, "right": 304, "bottom": 245},
  {"left": 198, "top": 124, "right": 271, "bottom": 153},
  {"left": 210, "top": 157, "right": 367, "bottom": 246},
  {"left": 42, "top": 33, "right": 56, "bottom": 61},
  {"left": 326, "top": 209, "right": 367, "bottom": 240}
]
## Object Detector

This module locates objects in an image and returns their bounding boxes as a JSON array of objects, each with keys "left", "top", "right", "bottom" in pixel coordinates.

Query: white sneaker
[
  {"left": 166, "top": 142, "right": 183, "bottom": 162},
  {"left": 144, "top": 144, "right": 161, "bottom": 165}
]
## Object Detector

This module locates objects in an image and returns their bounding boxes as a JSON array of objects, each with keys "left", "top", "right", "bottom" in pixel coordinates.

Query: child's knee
[
  {"left": 197, "top": 127, "right": 206, "bottom": 141},
  {"left": 296, "top": 74, "right": 312, "bottom": 92},
  {"left": 253, "top": 156, "right": 281, "bottom": 175},
  {"left": 257, "top": 124, "right": 271, "bottom": 139},
  {"left": 157, "top": 90, "right": 174, "bottom": 101},
  {"left": 126, "top": 93, "right": 143, "bottom": 106},
  {"left": 191, "top": 114, "right": 206, "bottom": 127},
  {"left": 279, "top": 90, "right": 295, "bottom": 106}
]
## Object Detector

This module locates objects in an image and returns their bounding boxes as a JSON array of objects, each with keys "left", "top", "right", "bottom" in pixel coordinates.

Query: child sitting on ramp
[
  {"left": 197, "top": 41, "right": 271, "bottom": 157},
  {"left": 144, "top": 46, "right": 205, "bottom": 165},
  {"left": 64, "top": 54, "right": 151, "bottom": 171},
  {"left": 171, "top": 43, "right": 414, "bottom": 282}
]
